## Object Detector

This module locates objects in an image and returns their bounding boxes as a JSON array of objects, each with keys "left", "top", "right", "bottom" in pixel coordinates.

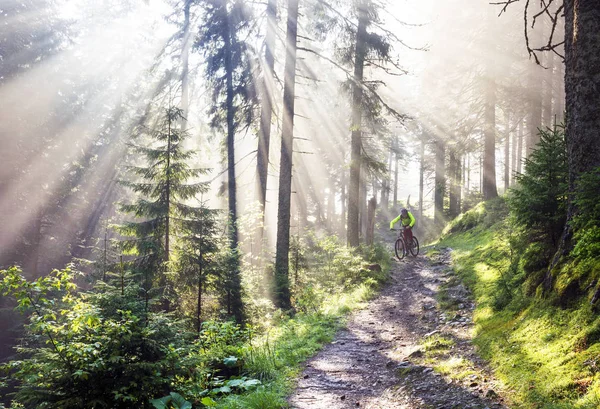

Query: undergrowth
[
  {"left": 213, "top": 275, "right": 383, "bottom": 408},
  {"left": 437, "top": 198, "right": 600, "bottom": 408}
]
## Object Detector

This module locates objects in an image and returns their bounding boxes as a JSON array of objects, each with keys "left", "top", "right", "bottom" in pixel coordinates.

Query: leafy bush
[
  {"left": 0, "top": 268, "right": 258, "bottom": 409},
  {"left": 0, "top": 267, "right": 197, "bottom": 409}
]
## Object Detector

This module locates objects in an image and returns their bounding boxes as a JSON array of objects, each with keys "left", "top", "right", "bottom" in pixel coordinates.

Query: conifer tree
[
  {"left": 118, "top": 106, "right": 207, "bottom": 310},
  {"left": 177, "top": 203, "right": 220, "bottom": 333},
  {"left": 510, "top": 125, "right": 567, "bottom": 249},
  {"left": 195, "top": 0, "right": 258, "bottom": 322}
]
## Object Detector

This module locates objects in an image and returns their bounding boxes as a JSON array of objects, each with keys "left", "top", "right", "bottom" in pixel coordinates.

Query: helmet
[{"left": 400, "top": 208, "right": 408, "bottom": 216}]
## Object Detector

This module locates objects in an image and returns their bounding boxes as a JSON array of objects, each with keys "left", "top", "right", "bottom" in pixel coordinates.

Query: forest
[{"left": 1, "top": 0, "right": 599, "bottom": 408}]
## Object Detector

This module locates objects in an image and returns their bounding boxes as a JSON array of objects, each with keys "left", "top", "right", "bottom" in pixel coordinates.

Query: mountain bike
[{"left": 392, "top": 227, "right": 420, "bottom": 259}]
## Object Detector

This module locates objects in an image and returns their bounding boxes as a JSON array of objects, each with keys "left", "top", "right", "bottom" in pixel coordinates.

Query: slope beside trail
[{"left": 288, "top": 249, "right": 507, "bottom": 409}]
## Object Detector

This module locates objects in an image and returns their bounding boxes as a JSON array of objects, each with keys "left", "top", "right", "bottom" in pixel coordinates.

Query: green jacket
[{"left": 390, "top": 211, "right": 415, "bottom": 229}]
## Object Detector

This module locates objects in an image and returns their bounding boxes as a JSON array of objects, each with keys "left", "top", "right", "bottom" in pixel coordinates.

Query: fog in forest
[{"left": 0, "top": 0, "right": 565, "bottom": 368}]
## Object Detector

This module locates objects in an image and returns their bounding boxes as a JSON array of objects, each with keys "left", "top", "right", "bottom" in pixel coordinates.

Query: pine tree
[
  {"left": 510, "top": 125, "right": 568, "bottom": 249},
  {"left": 177, "top": 203, "right": 220, "bottom": 333},
  {"left": 118, "top": 106, "right": 207, "bottom": 310},
  {"left": 195, "top": 0, "right": 258, "bottom": 322}
]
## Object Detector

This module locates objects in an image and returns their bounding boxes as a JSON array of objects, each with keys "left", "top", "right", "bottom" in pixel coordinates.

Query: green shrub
[{"left": 508, "top": 125, "right": 568, "bottom": 250}]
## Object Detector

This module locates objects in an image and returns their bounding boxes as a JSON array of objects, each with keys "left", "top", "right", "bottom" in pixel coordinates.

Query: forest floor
[{"left": 288, "top": 248, "right": 509, "bottom": 409}]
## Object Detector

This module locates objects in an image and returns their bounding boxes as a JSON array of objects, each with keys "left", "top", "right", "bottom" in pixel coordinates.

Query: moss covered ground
[{"left": 437, "top": 199, "right": 600, "bottom": 408}]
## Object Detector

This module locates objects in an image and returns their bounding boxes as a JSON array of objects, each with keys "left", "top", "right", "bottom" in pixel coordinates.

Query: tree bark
[
  {"left": 256, "top": 0, "right": 277, "bottom": 238},
  {"left": 346, "top": 1, "right": 368, "bottom": 247},
  {"left": 366, "top": 196, "right": 376, "bottom": 246},
  {"left": 223, "top": 3, "right": 243, "bottom": 321},
  {"left": 448, "top": 148, "right": 461, "bottom": 218},
  {"left": 482, "top": 75, "right": 498, "bottom": 200},
  {"left": 434, "top": 139, "right": 445, "bottom": 224},
  {"left": 393, "top": 146, "right": 399, "bottom": 208},
  {"left": 273, "top": 0, "right": 298, "bottom": 310},
  {"left": 527, "top": 61, "right": 543, "bottom": 155},
  {"left": 511, "top": 119, "right": 518, "bottom": 185},
  {"left": 504, "top": 110, "right": 511, "bottom": 193},
  {"left": 418, "top": 137, "right": 425, "bottom": 221},
  {"left": 546, "top": 1, "right": 600, "bottom": 290},
  {"left": 542, "top": 51, "right": 555, "bottom": 129},
  {"left": 553, "top": 59, "right": 565, "bottom": 124},
  {"left": 181, "top": 0, "right": 192, "bottom": 130}
]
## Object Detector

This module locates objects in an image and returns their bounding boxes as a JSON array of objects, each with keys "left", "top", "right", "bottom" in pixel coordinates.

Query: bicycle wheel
[
  {"left": 409, "top": 237, "right": 420, "bottom": 256},
  {"left": 395, "top": 238, "right": 405, "bottom": 260}
]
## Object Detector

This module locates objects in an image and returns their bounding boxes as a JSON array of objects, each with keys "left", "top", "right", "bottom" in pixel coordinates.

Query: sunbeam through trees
[{"left": 2, "top": 0, "right": 600, "bottom": 407}]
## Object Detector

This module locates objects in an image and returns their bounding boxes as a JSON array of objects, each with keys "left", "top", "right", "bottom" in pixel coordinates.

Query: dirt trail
[{"left": 289, "top": 249, "right": 507, "bottom": 409}]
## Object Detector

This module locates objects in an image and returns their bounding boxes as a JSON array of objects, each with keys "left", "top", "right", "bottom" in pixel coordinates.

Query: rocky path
[{"left": 288, "top": 249, "right": 508, "bottom": 409}]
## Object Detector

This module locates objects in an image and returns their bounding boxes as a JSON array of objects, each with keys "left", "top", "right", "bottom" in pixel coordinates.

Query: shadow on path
[{"left": 289, "top": 251, "right": 508, "bottom": 409}]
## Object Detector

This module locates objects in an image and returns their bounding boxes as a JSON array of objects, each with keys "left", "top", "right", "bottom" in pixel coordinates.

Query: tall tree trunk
[
  {"left": 448, "top": 148, "right": 460, "bottom": 218},
  {"left": 381, "top": 148, "right": 392, "bottom": 212},
  {"left": 517, "top": 119, "right": 524, "bottom": 175},
  {"left": 341, "top": 167, "right": 346, "bottom": 234},
  {"left": 434, "top": 139, "right": 445, "bottom": 224},
  {"left": 393, "top": 147, "right": 399, "bottom": 208},
  {"left": 197, "top": 265, "right": 203, "bottom": 334},
  {"left": 466, "top": 153, "right": 471, "bottom": 194},
  {"left": 273, "top": 0, "right": 298, "bottom": 310},
  {"left": 482, "top": 75, "right": 498, "bottom": 200},
  {"left": 504, "top": 111, "right": 511, "bottom": 193},
  {"left": 542, "top": 51, "right": 555, "bottom": 129},
  {"left": 256, "top": 0, "right": 277, "bottom": 239},
  {"left": 327, "top": 180, "right": 335, "bottom": 229},
  {"left": 223, "top": 4, "right": 243, "bottom": 321},
  {"left": 546, "top": 1, "right": 600, "bottom": 289},
  {"left": 366, "top": 196, "right": 376, "bottom": 246},
  {"left": 166, "top": 115, "right": 172, "bottom": 262},
  {"left": 181, "top": 0, "right": 192, "bottom": 130},
  {"left": 511, "top": 119, "right": 518, "bottom": 185},
  {"left": 346, "top": 1, "right": 368, "bottom": 247},
  {"left": 359, "top": 178, "right": 367, "bottom": 242},
  {"left": 418, "top": 137, "right": 425, "bottom": 221},
  {"left": 527, "top": 61, "right": 543, "bottom": 155},
  {"left": 553, "top": 59, "right": 565, "bottom": 124}
]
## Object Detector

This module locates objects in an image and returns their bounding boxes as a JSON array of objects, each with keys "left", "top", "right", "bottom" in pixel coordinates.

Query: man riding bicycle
[{"left": 390, "top": 208, "right": 416, "bottom": 246}]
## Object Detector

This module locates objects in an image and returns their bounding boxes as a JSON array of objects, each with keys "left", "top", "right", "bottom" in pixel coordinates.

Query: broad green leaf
[
  {"left": 200, "top": 397, "right": 216, "bottom": 407},
  {"left": 223, "top": 356, "right": 237, "bottom": 367}
]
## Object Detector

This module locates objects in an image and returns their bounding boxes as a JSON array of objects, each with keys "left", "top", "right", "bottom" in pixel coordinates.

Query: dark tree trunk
[
  {"left": 223, "top": 4, "right": 243, "bottom": 321},
  {"left": 434, "top": 139, "right": 445, "bottom": 224},
  {"left": 273, "top": 0, "right": 298, "bottom": 310},
  {"left": 482, "top": 76, "right": 498, "bottom": 200},
  {"left": 346, "top": 1, "right": 368, "bottom": 247},
  {"left": 256, "top": 0, "right": 277, "bottom": 238},
  {"left": 546, "top": 1, "right": 600, "bottom": 289}
]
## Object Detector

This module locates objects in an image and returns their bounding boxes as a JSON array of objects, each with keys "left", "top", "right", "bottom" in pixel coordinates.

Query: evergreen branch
[{"left": 297, "top": 46, "right": 408, "bottom": 122}]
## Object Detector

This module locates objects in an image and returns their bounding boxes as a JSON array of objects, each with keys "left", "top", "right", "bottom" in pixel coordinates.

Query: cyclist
[{"left": 390, "top": 208, "right": 416, "bottom": 247}]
